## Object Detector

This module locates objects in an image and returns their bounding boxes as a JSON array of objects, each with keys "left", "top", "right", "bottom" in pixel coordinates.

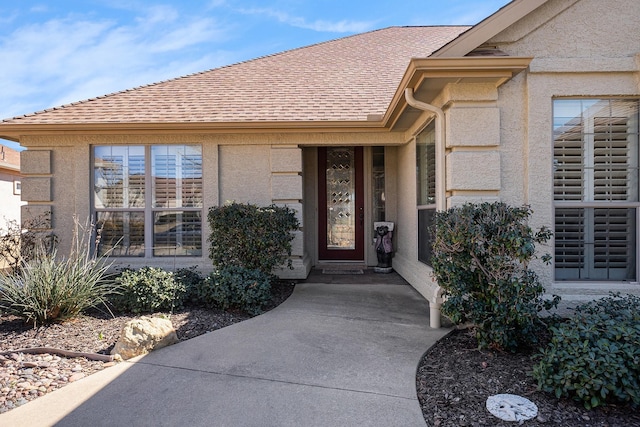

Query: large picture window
[
  {"left": 553, "top": 99, "right": 639, "bottom": 280},
  {"left": 94, "top": 145, "right": 203, "bottom": 257}
]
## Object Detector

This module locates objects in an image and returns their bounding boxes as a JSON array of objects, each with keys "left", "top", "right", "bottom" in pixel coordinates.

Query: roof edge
[
  {"left": 0, "top": 120, "right": 394, "bottom": 140},
  {"left": 432, "top": 0, "right": 550, "bottom": 57},
  {"left": 384, "top": 56, "right": 533, "bottom": 129}
]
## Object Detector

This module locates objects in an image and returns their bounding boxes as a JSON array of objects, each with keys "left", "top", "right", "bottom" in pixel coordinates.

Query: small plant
[
  {"left": 193, "top": 266, "right": 271, "bottom": 315},
  {"left": 430, "top": 202, "right": 559, "bottom": 351},
  {"left": 208, "top": 202, "right": 299, "bottom": 274},
  {"left": 111, "top": 267, "right": 187, "bottom": 314},
  {"left": 532, "top": 293, "right": 640, "bottom": 409},
  {"left": 0, "top": 218, "right": 114, "bottom": 326}
]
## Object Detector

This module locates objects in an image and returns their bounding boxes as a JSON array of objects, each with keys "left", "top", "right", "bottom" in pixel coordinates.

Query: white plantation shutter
[
  {"left": 554, "top": 99, "right": 639, "bottom": 281},
  {"left": 554, "top": 208, "right": 584, "bottom": 276},
  {"left": 94, "top": 145, "right": 203, "bottom": 258},
  {"left": 97, "top": 155, "right": 124, "bottom": 208},
  {"left": 593, "top": 115, "right": 637, "bottom": 201},
  {"left": 554, "top": 122, "right": 584, "bottom": 201},
  {"left": 593, "top": 208, "right": 636, "bottom": 277},
  {"left": 417, "top": 122, "right": 436, "bottom": 265}
]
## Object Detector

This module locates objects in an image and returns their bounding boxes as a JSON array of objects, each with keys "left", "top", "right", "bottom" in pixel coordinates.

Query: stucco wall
[
  {"left": 391, "top": 0, "right": 640, "bottom": 316},
  {"left": 488, "top": 0, "right": 640, "bottom": 303},
  {"left": 19, "top": 133, "right": 334, "bottom": 276},
  {"left": 392, "top": 118, "right": 441, "bottom": 304}
]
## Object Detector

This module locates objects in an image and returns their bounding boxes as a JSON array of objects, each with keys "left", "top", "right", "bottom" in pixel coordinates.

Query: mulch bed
[{"left": 416, "top": 328, "right": 640, "bottom": 427}]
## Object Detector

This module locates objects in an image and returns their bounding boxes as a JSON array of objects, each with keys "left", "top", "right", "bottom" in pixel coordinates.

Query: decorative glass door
[{"left": 318, "top": 147, "right": 364, "bottom": 260}]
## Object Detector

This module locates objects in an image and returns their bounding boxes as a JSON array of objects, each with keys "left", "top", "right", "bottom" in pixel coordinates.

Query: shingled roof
[{"left": 1, "top": 26, "right": 469, "bottom": 126}]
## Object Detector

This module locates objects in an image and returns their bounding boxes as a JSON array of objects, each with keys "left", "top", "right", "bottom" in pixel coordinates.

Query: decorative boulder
[{"left": 111, "top": 316, "right": 179, "bottom": 360}]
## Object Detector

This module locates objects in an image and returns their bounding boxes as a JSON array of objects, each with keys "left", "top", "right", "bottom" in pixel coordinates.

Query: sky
[{"left": 0, "top": 0, "right": 511, "bottom": 150}]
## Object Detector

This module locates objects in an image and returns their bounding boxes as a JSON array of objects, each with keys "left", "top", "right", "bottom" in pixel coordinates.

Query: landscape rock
[
  {"left": 111, "top": 316, "right": 178, "bottom": 360},
  {"left": 486, "top": 393, "right": 538, "bottom": 422}
]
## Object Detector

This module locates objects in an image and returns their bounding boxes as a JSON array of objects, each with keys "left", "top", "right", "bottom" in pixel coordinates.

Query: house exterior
[
  {"left": 0, "top": 144, "right": 23, "bottom": 225},
  {"left": 1, "top": 0, "right": 639, "bottom": 327},
  {"left": 0, "top": 144, "right": 24, "bottom": 270}
]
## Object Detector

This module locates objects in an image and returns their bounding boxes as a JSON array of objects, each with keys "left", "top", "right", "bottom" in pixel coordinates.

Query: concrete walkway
[{"left": 1, "top": 280, "right": 449, "bottom": 427}]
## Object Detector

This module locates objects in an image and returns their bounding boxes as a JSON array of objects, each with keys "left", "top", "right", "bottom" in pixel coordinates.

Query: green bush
[
  {"left": 193, "top": 266, "right": 271, "bottom": 315},
  {"left": 112, "top": 267, "right": 187, "bottom": 314},
  {"left": 532, "top": 293, "right": 640, "bottom": 409},
  {"left": 175, "top": 267, "right": 205, "bottom": 303},
  {"left": 208, "top": 203, "right": 299, "bottom": 274},
  {"left": 0, "top": 219, "right": 114, "bottom": 326},
  {"left": 430, "top": 202, "right": 559, "bottom": 351}
]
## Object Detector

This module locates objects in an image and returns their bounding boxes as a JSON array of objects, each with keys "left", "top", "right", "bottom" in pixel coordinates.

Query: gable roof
[
  {"left": 0, "top": 26, "right": 468, "bottom": 128},
  {"left": 432, "top": 0, "right": 548, "bottom": 57}
]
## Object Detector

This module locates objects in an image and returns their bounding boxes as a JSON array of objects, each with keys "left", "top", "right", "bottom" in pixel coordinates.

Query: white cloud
[
  {"left": 0, "top": 8, "right": 233, "bottom": 120},
  {"left": 237, "top": 7, "right": 375, "bottom": 33}
]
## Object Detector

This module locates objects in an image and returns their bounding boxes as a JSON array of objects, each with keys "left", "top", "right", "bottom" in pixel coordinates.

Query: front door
[{"left": 318, "top": 147, "right": 364, "bottom": 260}]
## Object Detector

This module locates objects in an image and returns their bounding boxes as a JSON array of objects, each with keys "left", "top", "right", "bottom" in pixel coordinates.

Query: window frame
[
  {"left": 92, "top": 144, "right": 204, "bottom": 258},
  {"left": 416, "top": 120, "right": 437, "bottom": 266},
  {"left": 553, "top": 98, "right": 640, "bottom": 281}
]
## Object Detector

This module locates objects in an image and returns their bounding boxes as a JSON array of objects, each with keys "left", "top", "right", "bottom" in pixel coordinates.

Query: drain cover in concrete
[{"left": 486, "top": 394, "right": 538, "bottom": 422}]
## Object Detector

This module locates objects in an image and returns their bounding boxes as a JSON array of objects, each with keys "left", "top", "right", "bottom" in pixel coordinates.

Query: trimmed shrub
[
  {"left": 193, "top": 266, "right": 271, "bottom": 315},
  {"left": 112, "top": 267, "right": 187, "bottom": 314},
  {"left": 208, "top": 203, "right": 299, "bottom": 274},
  {"left": 174, "top": 267, "right": 204, "bottom": 302},
  {"left": 430, "top": 202, "right": 559, "bottom": 351},
  {"left": 0, "top": 220, "right": 113, "bottom": 326},
  {"left": 532, "top": 293, "right": 640, "bottom": 409}
]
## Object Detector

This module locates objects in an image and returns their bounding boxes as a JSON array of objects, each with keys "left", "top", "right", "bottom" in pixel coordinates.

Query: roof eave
[
  {"left": 384, "top": 56, "right": 533, "bottom": 130},
  {"left": 0, "top": 120, "right": 392, "bottom": 140}
]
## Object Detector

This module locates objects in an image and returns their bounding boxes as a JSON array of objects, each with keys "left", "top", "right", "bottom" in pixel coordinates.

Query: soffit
[{"left": 388, "top": 56, "right": 533, "bottom": 131}]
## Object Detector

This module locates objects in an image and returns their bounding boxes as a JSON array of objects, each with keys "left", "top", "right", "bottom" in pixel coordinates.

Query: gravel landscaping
[{"left": 0, "top": 281, "right": 293, "bottom": 414}]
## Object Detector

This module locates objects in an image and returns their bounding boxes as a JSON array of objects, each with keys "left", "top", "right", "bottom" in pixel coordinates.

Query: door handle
[{"left": 359, "top": 207, "right": 364, "bottom": 226}]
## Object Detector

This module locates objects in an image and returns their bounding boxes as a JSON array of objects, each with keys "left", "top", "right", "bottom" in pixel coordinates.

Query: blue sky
[{"left": 0, "top": 0, "right": 511, "bottom": 150}]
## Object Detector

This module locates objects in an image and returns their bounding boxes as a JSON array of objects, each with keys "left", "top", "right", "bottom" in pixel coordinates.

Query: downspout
[
  {"left": 405, "top": 88, "right": 446, "bottom": 212},
  {"left": 404, "top": 88, "right": 445, "bottom": 329}
]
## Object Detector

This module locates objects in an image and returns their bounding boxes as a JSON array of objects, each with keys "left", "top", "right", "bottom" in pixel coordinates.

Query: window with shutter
[
  {"left": 93, "top": 145, "right": 203, "bottom": 258},
  {"left": 417, "top": 121, "right": 436, "bottom": 265},
  {"left": 553, "top": 99, "right": 639, "bottom": 281}
]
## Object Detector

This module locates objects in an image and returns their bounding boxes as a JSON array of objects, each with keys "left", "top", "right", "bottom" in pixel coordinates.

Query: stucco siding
[
  {"left": 487, "top": 0, "right": 640, "bottom": 302},
  {"left": 490, "top": 0, "right": 640, "bottom": 59},
  {"left": 219, "top": 145, "right": 272, "bottom": 205}
]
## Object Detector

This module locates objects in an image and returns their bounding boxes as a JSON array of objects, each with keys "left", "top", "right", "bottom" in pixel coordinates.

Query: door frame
[{"left": 317, "top": 146, "right": 365, "bottom": 261}]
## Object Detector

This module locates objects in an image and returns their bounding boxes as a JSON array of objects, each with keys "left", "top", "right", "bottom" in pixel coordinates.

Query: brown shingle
[{"left": 2, "top": 26, "right": 469, "bottom": 125}]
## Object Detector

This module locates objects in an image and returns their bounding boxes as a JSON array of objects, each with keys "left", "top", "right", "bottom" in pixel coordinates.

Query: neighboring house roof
[
  {"left": 0, "top": 26, "right": 469, "bottom": 127},
  {"left": 0, "top": 145, "right": 20, "bottom": 173}
]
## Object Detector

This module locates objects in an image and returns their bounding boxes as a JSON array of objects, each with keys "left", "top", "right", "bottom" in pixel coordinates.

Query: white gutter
[
  {"left": 404, "top": 88, "right": 446, "bottom": 329},
  {"left": 404, "top": 88, "right": 446, "bottom": 212}
]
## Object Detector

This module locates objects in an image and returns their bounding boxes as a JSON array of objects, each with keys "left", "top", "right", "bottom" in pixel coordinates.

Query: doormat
[{"left": 322, "top": 269, "right": 364, "bottom": 275}]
